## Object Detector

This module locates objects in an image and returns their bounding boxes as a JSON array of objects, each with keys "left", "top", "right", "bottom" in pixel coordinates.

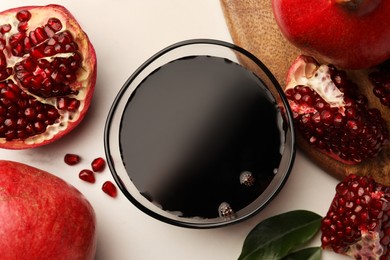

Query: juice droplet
[
  {"left": 239, "top": 171, "right": 255, "bottom": 187},
  {"left": 218, "top": 202, "right": 235, "bottom": 218}
]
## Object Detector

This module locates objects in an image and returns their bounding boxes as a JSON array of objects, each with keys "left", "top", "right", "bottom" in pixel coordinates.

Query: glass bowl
[{"left": 104, "top": 39, "right": 296, "bottom": 228}]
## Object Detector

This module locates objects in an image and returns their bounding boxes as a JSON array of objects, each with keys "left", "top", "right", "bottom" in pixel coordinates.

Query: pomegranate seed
[
  {"left": 369, "top": 60, "right": 390, "bottom": 108},
  {"left": 0, "top": 39, "right": 5, "bottom": 51},
  {"left": 34, "top": 27, "right": 47, "bottom": 42},
  {"left": 0, "top": 53, "right": 6, "bottom": 69},
  {"left": 102, "top": 181, "right": 117, "bottom": 198},
  {"left": 47, "top": 18, "right": 62, "bottom": 32},
  {"left": 44, "top": 25, "right": 55, "bottom": 37},
  {"left": 64, "top": 154, "right": 81, "bottom": 165},
  {"left": 22, "top": 57, "right": 37, "bottom": 72},
  {"left": 16, "top": 10, "right": 31, "bottom": 22},
  {"left": 0, "top": 24, "right": 11, "bottom": 34},
  {"left": 58, "top": 31, "right": 73, "bottom": 44},
  {"left": 30, "top": 48, "right": 44, "bottom": 59},
  {"left": 57, "top": 97, "right": 80, "bottom": 111},
  {"left": 33, "top": 121, "right": 45, "bottom": 133},
  {"left": 18, "top": 21, "right": 28, "bottom": 32},
  {"left": 79, "top": 169, "right": 95, "bottom": 183},
  {"left": 67, "top": 98, "right": 80, "bottom": 111},
  {"left": 91, "top": 157, "right": 106, "bottom": 172}
]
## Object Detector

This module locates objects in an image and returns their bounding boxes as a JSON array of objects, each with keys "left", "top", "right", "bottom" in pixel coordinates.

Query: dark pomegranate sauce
[{"left": 119, "top": 56, "right": 285, "bottom": 219}]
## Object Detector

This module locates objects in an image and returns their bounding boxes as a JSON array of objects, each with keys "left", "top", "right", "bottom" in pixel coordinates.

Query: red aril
[
  {"left": 272, "top": 0, "right": 390, "bottom": 69},
  {"left": 64, "top": 153, "right": 81, "bottom": 165},
  {"left": 0, "top": 5, "right": 96, "bottom": 149},
  {"left": 285, "top": 55, "right": 388, "bottom": 164},
  {"left": 91, "top": 157, "right": 105, "bottom": 172},
  {"left": 0, "top": 160, "right": 96, "bottom": 260},
  {"left": 321, "top": 174, "right": 390, "bottom": 259},
  {"left": 79, "top": 169, "right": 95, "bottom": 183},
  {"left": 102, "top": 181, "right": 117, "bottom": 198}
]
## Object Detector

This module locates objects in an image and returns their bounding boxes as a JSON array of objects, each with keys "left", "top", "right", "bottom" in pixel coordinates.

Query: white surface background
[{"left": 0, "top": 1, "right": 350, "bottom": 259}]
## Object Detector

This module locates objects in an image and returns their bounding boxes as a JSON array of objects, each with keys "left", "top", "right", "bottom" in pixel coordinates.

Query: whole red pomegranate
[
  {"left": 0, "top": 160, "right": 96, "bottom": 260},
  {"left": 285, "top": 55, "right": 388, "bottom": 164},
  {"left": 272, "top": 0, "right": 390, "bottom": 69},
  {"left": 321, "top": 174, "right": 390, "bottom": 259},
  {"left": 0, "top": 5, "right": 96, "bottom": 149}
]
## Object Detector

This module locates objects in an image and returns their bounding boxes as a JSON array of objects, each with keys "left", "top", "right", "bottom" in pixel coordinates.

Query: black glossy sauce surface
[{"left": 120, "top": 56, "right": 283, "bottom": 218}]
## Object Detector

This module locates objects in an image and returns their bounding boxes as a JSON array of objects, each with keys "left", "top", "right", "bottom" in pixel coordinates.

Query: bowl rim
[{"left": 104, "top": 38, "right": 296, "bottom": 228}]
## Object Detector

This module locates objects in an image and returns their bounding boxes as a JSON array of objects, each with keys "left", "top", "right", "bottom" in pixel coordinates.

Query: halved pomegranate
[
  {"left": 321, "top": 174, "right": 390, "bottom": 259},
  {"left": 0, "top": 5, "right": 96, "bottom": 149},
  {"left": 285, "top": 55, "right": 388, "bottom": 165}
]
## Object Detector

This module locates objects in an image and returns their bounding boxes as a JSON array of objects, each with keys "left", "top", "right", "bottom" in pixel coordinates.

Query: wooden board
[{"left": 220, "top": 0, "right": 390, "bottom": 186}]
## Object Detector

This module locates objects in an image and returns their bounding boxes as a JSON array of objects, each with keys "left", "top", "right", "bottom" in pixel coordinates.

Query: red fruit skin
[
  {"left": 0, "top": 4, "right": 97, "bottom": 149},
  {"left": 272, "top": 0, "right": 390, "bottom": 69},
  {"left": 0, "top": 160, "right": 96, "bottom": 260}
]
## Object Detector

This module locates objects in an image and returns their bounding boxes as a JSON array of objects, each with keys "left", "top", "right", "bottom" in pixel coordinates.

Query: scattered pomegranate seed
[
  {"left": 102, "top": 181, "right": 117, "bottom": 198},
  {"left": 64, "top": 153, "right": 81, "bottom": 165},
  {"left": 64, "top": 153, "right": 116, "bottom": 197},
  {"left": 91, "top": 157, "right": 105, "bottom": 172},
  {"left": 79, "top": 169, "right": 95, "bottom": 183},
  {"left": 16, "top": 10, "right": 31, "bottom": 22}
]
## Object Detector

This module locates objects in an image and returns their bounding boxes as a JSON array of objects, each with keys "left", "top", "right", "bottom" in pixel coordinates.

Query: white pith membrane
[
  {"left": 348, "top": 231, "right": 384, "bottom": 259},
  {"left": 0, "top": 7, "right": 92, "bottom": 145},
  {"left": 285, "top": 61, "right": 346, "bottom": 115}
]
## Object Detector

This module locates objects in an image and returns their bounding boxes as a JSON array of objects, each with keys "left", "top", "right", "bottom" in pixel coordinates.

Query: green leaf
[
  {"left": 238, "top": 210, "right": 322, "bottom": 260},
  {"left": 281, "top": 247, "right": 322, "bottom": 260}
]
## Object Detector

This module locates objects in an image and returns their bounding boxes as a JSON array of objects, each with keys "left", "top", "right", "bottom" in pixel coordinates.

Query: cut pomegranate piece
[
  {"left": 0, "top": 5, "right": 96, "bottom": 149},
  {"left": 91, "top": 157, "right": 105, "bottom": 172},
  {"left": 102, "top": 181, "right": 117, "bottom": 198},
  {"left": 64, "top": 153, "right": 81, "bottom": 165},
  {"left": 321, "top": 174, "right": 390, "bottom": 259},
  {"left": 79, "top": 169, "right": 95, "bottom": 184},
  {"left": 369, "top": 59, "right": 390, "bottom": 108},
  {"left": 285, "top": 55, "right": 388, "bottom": 165}
]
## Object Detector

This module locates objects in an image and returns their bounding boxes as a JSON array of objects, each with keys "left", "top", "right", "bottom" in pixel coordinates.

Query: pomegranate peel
[
  {"left": 285, "top": 55, "right": 388, "bottom": 165},
  {"left": 272, "top": 0, "right": 390, "bottom": 69},
  {"left": 0, "top": 4, "right": 96, "bottom": 149},
  {"left": 321, "top": 174, "right": 390, "bottom": 259},
  {"left": 0, "top": 160, "right": 96, "bottom": 260}
]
